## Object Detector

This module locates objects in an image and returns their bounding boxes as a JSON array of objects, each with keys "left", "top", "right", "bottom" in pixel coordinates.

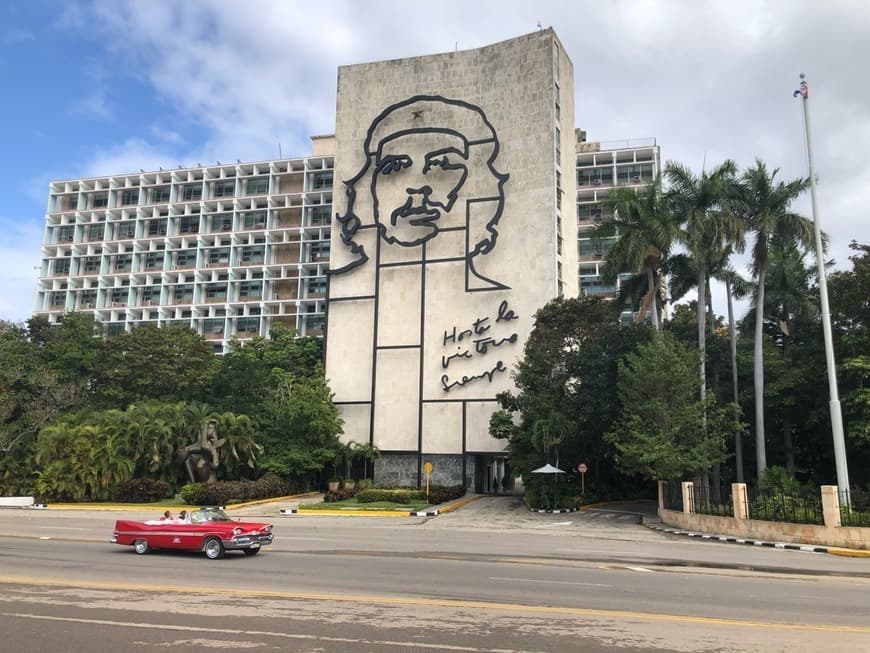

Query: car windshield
[{"left": 190, "top": 508, "right": 231, "bottom": 523}]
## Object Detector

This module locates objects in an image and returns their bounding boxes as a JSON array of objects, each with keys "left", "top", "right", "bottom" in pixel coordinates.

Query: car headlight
[{"left": 233, "top": 527, "right": 243, "bottom": 536}]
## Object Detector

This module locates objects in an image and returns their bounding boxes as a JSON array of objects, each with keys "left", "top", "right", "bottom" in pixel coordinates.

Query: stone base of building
[{"left": 373, "top": 453, "right": 513, "bottom": 493}]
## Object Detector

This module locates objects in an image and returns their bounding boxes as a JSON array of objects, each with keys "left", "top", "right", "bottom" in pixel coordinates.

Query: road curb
[{"left": 644, "top": 522, "right": 870, "bottom": 556}]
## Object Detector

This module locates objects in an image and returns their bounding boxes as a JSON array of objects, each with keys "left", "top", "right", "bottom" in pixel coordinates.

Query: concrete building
[
  {"left": 34, "top": 138, "right": 336, "bottom": 352},
  {"left": 34, "top": 28, "right": 656, "bottom": 490},
  {"left": 575, "top": 133, "right": 661, "bottom": 321},
  {"left": 325, "top": 29, "right": 577, "bottom": 489}
]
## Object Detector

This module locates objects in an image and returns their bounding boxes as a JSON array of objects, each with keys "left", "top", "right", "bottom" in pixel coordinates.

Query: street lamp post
[{"left": 794, "top": 74, "right": 851, "bottom": 505}]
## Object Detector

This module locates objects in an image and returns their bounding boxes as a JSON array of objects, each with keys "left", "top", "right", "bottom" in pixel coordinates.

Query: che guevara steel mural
[{"left": 329, "top": 95, "right": 520, "bottom": 452}]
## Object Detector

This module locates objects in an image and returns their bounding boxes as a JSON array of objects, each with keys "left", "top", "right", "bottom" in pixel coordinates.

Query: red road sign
[{"left": 577, "top": 463, "right": 588, "bottom": 473}]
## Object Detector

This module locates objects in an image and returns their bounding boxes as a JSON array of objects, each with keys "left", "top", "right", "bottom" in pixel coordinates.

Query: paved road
[{"left": 0, "top": 496, "right": 868, "bottom": 652}]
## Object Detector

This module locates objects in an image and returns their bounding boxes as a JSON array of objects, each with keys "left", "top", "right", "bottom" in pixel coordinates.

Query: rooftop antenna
[
  {"left": 537, "top": 20, "right": 542, "bottom": 31},
  {"left": 278, "top": 142, "right": 283, "bottom": 159}
]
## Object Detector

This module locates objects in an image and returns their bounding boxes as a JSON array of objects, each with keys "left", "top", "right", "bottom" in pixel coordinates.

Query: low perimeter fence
[{"left": 662, "top": 480, "right": 870, "bottom": 528}]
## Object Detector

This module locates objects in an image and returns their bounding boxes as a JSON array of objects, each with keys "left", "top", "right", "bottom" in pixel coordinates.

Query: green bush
[
  {"left": 180, "top": 483, "right": 208, "bottom": 505},
  {"left": 356, "top": 488, "right": 415, "bottom": 504},
  {"left": 324, "top": 487, "right": 356, "bottom": 502},
  {"left": 183, "top": 474, "right": 290, "bottom": 506},
  {"left": 111, "top": 478, "right": 171, "bottom": 503},
  {"left": 425, "top": 484, "right": 466, "bottom": 504}
]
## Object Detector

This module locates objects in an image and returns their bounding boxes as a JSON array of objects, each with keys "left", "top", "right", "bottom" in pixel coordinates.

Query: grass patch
[{"left": 302, "top": 497, "right": 430, "bottom": 512}]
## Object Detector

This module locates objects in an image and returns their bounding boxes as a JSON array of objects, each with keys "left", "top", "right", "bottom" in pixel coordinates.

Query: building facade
[
  {"left": 34, "top": 29, "right": 658, "bottom": 490},
  {"left": 325, "top": 30, "right": 577, "bottom": 489},
  {"left": 575, "top": 134, "right": 661, "bottom": 319},
  {"left": 34, "top": 139, "right": 335, "bottom": 352}
]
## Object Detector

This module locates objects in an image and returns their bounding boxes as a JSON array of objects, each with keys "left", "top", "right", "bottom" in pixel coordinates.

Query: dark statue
[{"left": 177, "top": 420, "right": 225, "bottom": 484}]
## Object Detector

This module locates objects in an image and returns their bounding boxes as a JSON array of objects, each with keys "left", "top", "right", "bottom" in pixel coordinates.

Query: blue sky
[{"left": 2, "top": 0, "right": 868, "bottom": 323}]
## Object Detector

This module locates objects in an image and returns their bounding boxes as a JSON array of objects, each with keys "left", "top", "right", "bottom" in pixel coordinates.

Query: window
[
  {"left": 145, "top": 252, "right": 164, "bottom": 270},
  {"left": 117, "top": 221, "right": 136, "bottom": 239},
  {"left": 182, "top": 184, "right": 202, "bottom": 201},
  {"left": 179, "top": 216, "right": 199, "bottom": 234},
  {"left": 174, "top": 284, "right": 194, "bottom": 303},
  {"left": 58, "top": 226, "right": 75, "bottom": 243},
  {"left": 54, "top": 258, "right": 71, "bottom": 275},
  {"left": 205, "top": 283, "right": 227, "bottom": 300},
  {"left": 106, "top": 322, "right": 125, "bottom": 337},
  {"left": 86, "top": 224, "right": 103, "bottom": 241},
  {"left": 176, "top": 249, "right": 197, "bottom": 267},
  {"left": 208, "top": 248, "right": 230, "bottom": 266},
  {"left": 308, "top": 205, "right": 331, "bottom": 226},
  {"left": 242, "top": 210, "right": 266, "bottom": 230},
  {"left": 204, "top": 318, "right": 224, "bottom": 334},
  {"left": 50, "top": 291, "right": 66, "bottom": 306},
  {"left": 211, "top": 213, "right": 233, "bottom": 232},
  {"left": 83, "top": 256, "right": 101, "bottom": 274},
  {"left": 245, "top": 177, "right": 268, "bottom": 195},
  {"left": 114, "top": 254, "right": 132, "bottom": 271},
  {"left": 307, "top": 277, "right": 327, "bottom": 295},
  {"left": 80, "top": 289, "right": 97, "bottom": 306},
  {"left": 236, "top": 317, "right": 259, "bottom": 333},
  {"left": 311, "top": 172, "right": 333, "bottom": 190},
  {"left": 120, "top": 189, "right": 139, "bottom": 206},
  {"left": 578, "top": 204, "right": 605, "bottom": 222},
  {"left": 240, "top": 246, "right": 265, "bottom": 264},
  {"left": 214, "top": 180, "right": 235, "bottom": 198},
  {"left": 110, "top": 288, "right": 128, "bottom": 305},
  {"left": 238, "top": 281, "right": 262, "bottom": 299},
  {"left": 148, "top": 218, "right": 168, "bottom": 236},
  {"left": 92, "top": 192, "right": 108, "bottom": 208},
  {"left": 309, "top": 241, "right": 330, "bottom": 261},
  {"left": 152, "top": 186, "right": 171, "bottom": 203},
  {"left": 142, "top": 286, "right": 160, "bottom": 303},
  {"left": 306, "top": 315, "right": 325, "bottom": 332},
  {"left": 577, "top": 167, "right": 613, "bottom": 187}
]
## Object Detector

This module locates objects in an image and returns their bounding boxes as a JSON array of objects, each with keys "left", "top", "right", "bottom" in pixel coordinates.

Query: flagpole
[{"left": 795, "top": 74, "right": 851, "bottom": 506}]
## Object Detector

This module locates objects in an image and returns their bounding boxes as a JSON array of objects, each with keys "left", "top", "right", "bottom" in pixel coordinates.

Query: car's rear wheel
[
  {"left": 203, "top": 537, "right": 224, "bottom": 560},
  {"left": 133, "top": 539, "right": 150, "bottom": 555},
  {"left": 242, "top": 547, "right": 260, "bottom": 556}
]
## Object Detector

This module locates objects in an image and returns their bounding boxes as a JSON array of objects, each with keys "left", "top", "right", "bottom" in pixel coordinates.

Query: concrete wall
[
  {"left": 326, "top": 30, "right": 574, "bottom": 486},
  {"left": 660, "top": 509, "right": 870, "bottom": 550}
]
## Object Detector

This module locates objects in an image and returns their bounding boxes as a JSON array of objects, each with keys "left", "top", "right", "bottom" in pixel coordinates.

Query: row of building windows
[
  {"left": 576, "top": 163, "right": 654, "bottom": 187},
  {"left": 47, "top": 206, "right": 332, "bottom": 243},
  {"left": 54, "top": 173, "right": 333, "bottom": 212}
]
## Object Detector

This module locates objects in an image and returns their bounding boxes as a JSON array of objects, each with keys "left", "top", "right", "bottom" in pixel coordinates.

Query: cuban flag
[{"left": 793, "top": 81, "right": 808, "bottom": 98}]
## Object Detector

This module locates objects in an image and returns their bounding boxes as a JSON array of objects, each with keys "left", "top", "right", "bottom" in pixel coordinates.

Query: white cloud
[{"left": 0, "top": 220, "right": 43, "bottom": 323}]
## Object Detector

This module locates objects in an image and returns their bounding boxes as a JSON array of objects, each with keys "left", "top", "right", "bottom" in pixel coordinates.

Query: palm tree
[
  {"left": 739, "top": 160, "right": 812, "bottom": 485},
  {"left": 753, "top": 240, "right": 817, "bottom": 474},
  {"left": 666, "top": 247, "right": 750, "bottom": 483},
  {"left": 665, "top": 160, "right": 743, "bottom": 419},
  {"left": 719, "top": 264, "right": 751, "bottom": 483},
  {"left": 595, "top": 176, "right": 677, "bottom": 330}
]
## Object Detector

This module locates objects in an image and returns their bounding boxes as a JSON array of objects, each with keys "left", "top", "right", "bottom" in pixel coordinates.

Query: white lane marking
[
  {"left": 533, "top": 521, "right": 573, "bottom": 528},
  {"left": 489, "top": 577, "right": 612, "bottom": 588},
  {"left": 2, "top": 613, "right": 545, "bottom": 653},
  {"left": 39, "top": 537, "right": 51, "bottom": 540},
  {"left": 626, "top": 566, "right": 654, "bottom": 573},
  {"left": 39, "top": 526, "right": 89, "bottom": 531}
]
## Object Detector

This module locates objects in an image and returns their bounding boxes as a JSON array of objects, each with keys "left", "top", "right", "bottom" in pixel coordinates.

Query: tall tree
[
  {"left": 739, "top": 160, "right": 812, "bottom": 484},
  {"left": 93, "top": 325, "right": 218, "bottom": 408},
  {"left": 605, "top": 331, "right": 731, "bottom": 481},
  {"left": 595, "top": 176, "right": 677, "bottom": 330},
  {"left": 665, "top": 160, "right": 743, "bottom": 417}
]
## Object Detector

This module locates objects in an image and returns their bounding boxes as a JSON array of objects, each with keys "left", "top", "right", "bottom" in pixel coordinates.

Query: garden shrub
[
  {"left": 425, "top": 484, "right": 466, "bottom": 504},
  {"left": 111, "top": 478, "right": 171, "bottom": 503},
  {"left": 180, "top": 483, "right": 208, "bottom": 505},
  {"left": 356, "top": 488, "right": 414, "bottom": 504}
]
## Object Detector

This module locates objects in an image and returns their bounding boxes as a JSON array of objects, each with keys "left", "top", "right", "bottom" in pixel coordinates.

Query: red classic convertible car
[{"left": 111, "top": 507, "right": 274, "bottom": 559}]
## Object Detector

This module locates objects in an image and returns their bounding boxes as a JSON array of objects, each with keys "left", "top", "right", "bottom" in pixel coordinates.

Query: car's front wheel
[
  {"left": 133, "top": 539, "right": 150, "bottom": 555},
  {"left": 203, "top": 537, "right": 224, "bottom": 560}
]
